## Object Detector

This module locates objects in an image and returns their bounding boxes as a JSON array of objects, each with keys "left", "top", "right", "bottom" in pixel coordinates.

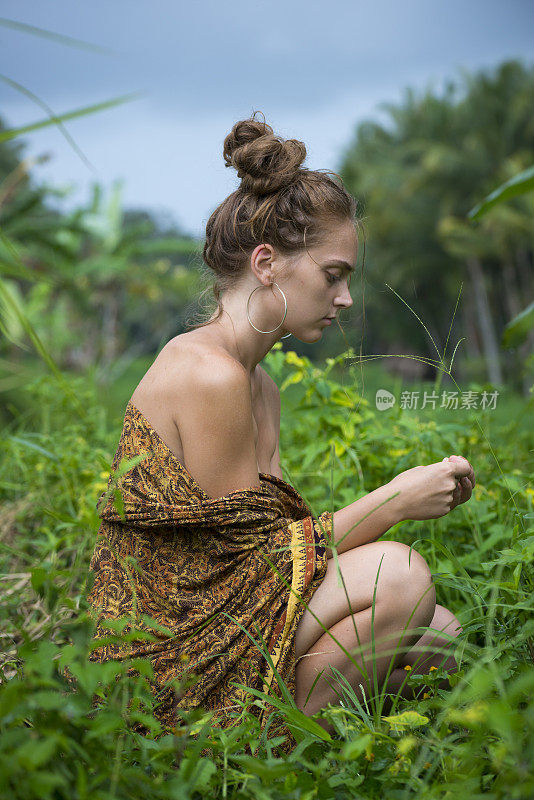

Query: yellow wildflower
[
  {"left": 429, "top": 666, "right": 437, "bottom": 671},
  {"left": 404, "top": 665, "right": 412, "bottom": 671}
]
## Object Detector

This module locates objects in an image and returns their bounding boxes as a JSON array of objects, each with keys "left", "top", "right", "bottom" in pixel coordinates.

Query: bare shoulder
[
  {"left": 162, "top": 337, "right": 259, "bottom": 498},
  {"left": 130, "top": 333, "right": 260, "bottom": 498},
  {"left": 171, "top": 342, "right": 253, "bottom": 435},
  {"left": 166, "top": 332, "right": 243, "bottom": 371},
  {"left": 128, "top": 333, "right": 247, "bottom": 454},
  {"left": 132, "top": 333, "right": 247, "bottom": 404},
  {"left": 179, "top": 341, "right": 251, "bottom": 396}
]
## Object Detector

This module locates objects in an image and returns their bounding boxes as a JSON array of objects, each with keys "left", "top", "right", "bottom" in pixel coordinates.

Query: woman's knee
[
  {"left": 374, "top": 541, "right": 436, "bottom": 622},
  {"left": 402, "top": 604, "right": 464, "bottom": 674},
  {"left": 427, "top": 604, "right": 463, "bottom": 643},
  {"left": 295, "top": 540, "right": 435, "bottom": 658}
]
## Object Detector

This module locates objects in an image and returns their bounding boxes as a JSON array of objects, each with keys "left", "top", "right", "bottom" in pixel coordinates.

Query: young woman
[{"left": 88, "top": 112, "right": 475, "bottom": 744}]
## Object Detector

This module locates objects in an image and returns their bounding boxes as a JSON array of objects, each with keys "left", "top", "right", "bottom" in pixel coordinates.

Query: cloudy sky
[{"left": 2, "top": 0, "right": 533, "bottom": 238}]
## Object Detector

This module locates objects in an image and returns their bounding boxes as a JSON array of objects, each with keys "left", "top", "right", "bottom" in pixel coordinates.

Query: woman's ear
[{"left": 250, "top": 243, "right": 275, "bottom": 284}]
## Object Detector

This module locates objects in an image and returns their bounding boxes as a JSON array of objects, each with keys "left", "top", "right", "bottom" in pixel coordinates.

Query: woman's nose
[{"left": 336, "top": 283, "right": 353, "bottom": 309}]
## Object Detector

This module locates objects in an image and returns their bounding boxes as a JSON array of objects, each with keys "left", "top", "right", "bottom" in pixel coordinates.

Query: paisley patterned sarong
[{"left": 87, "top": 401, "right": 332, "bottom": 753}]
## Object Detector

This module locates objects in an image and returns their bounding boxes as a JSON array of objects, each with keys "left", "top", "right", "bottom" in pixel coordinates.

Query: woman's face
[{"left": 279, "top": 218, "right": 357, "bottom": 342}]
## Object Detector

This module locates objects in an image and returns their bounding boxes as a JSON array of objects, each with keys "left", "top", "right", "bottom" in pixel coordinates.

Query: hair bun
[{"left": 223, "top": 111, "right": 307, "bottom": 195}]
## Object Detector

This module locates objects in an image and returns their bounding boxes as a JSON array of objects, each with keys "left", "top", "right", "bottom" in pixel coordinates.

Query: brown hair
[{"left": 186, "top": 110, "right": 361, "bottom": 331}]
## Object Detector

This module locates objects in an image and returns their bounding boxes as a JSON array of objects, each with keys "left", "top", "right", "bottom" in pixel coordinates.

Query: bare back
[{"left": 129, "top": 330, "right": 280, "bottom": 484}]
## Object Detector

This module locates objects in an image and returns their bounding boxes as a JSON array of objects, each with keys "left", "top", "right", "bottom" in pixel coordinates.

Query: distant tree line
[
  {"left": 338, "top": 59, "right": 534, "bottom": 392},
  {"left": 1, "top": 58, "right": 532, "bottom": 394}
]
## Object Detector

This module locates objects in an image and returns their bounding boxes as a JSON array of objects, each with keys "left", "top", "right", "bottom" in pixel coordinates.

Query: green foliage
[
  {"left": 0, "top": 117, "right": 203, "bottom": 405},
  {"left": 1, "top": 40, "right": 533, "bottom": 798},
  {"left": 468, "top": 164, "right": 534, "bottom": 220},
  {"left": 0, "top": 614, "right": 219, "bottom": 800},
  {"left": 501, "top": 301, "right": 534, "bottom": 348},
  {"left": 339, "top": 59, "right": 534, "bottom": 391},
  {"left": 1, "top": 352, "right": 533, "bottom": 798}
]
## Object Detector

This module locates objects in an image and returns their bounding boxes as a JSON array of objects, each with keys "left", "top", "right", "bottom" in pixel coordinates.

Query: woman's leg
[
  {"left": 294, "top": 540, "right": 437, "bottom": 727},
  {"left": 380, "top": 603, "right": 463, "bottom": 711}
]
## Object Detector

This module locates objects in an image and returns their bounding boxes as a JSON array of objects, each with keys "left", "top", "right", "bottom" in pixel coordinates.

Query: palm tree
[{"left": 338, "top": 60, "right": 534, "bottom": 388}]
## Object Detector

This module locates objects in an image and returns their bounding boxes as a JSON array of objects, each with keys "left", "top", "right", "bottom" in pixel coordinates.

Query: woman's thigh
[{"left": 295, "top": 540, "right": 435, "bottom": 660}]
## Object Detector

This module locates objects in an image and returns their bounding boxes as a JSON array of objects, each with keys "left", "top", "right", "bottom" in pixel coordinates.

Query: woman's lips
[{"left": 322, "top": 317, "right": 333, "bottom": 325}]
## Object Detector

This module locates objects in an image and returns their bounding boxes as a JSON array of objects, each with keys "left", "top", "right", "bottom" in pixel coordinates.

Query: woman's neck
[{"left": 202, "top": 298, "right": 286, "bottom": 374}]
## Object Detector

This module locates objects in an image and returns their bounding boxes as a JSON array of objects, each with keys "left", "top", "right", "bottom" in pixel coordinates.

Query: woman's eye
[{"left": 326, "top": 273, "right": 341, "bottom": 284}]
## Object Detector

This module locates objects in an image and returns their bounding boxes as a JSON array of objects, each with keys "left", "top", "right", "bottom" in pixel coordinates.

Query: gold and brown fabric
[{"left": 87, "top": 401, "right": 332, "bottom": 753}]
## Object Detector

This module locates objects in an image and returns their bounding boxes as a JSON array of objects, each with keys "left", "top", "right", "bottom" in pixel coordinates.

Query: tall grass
[{"left": 0, "top": 276, "right": 533, "bottom": 797}]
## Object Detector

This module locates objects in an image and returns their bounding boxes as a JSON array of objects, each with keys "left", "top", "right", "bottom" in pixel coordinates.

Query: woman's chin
[
  {"left": 290, "top": 329, "right": 323, "bottom": 344},
  {"left": 278, "top": 320, "right": 328, "bottom": 343}
]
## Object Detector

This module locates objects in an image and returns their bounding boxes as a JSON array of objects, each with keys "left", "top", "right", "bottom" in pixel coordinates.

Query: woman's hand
[
  {"left": 446, "top": 454, "right": 476, "bottom": 512},
  {"left": 387, "top": 455, "right": 476, "bottom": 521}
]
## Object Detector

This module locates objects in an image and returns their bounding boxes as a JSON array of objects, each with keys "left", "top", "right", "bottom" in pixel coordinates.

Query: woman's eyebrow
[{"left": 323, "top": 259, "right": 355, "bottom": 273}]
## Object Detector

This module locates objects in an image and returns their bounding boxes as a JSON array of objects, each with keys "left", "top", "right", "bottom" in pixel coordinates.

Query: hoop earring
[{"left": 246, "top": 282, "right": 291, "bottom": 338}]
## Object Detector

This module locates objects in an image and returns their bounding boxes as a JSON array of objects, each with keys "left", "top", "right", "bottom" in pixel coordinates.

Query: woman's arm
[
  {"left": 263, "top": 375, "right": 475, "bottom": 559},
  {"left": 326, "top": 456, "right": 475, "bottom": 559},
  {"left": 325, "top": 483, "right": 405, "bottom": 558}
]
